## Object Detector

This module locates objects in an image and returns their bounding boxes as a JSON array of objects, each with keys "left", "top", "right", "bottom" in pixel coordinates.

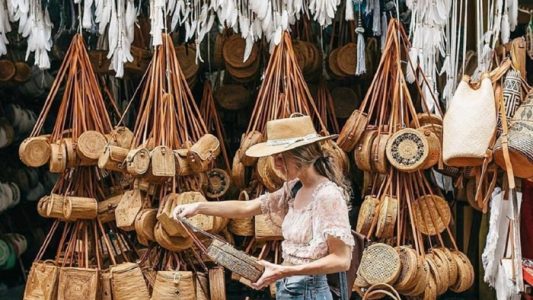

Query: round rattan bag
[
  {"left": 356, "top": 195, "right": 379, "bottom": 235},
  {"left": 386, "top": 128, "right": 430, "bottom": 172},
  {"left": 412, "top": 195, "right": 451, "bottom": 236},
  {"left": 394, "top": 246, "right": 419, "bottom": 294},
  {"left": 204, "top": 168, "right": 230, "bottom": 199},
  {"left": 358, "top": 243, "right": 401, "bottom": 285}
]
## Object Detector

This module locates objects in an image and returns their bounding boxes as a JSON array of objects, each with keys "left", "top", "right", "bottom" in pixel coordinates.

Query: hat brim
[{"left": 245, "top": 134, "right": 338, "bottom": 158}]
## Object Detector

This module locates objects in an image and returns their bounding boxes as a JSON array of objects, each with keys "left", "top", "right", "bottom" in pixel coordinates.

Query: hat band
[{"left": 266, "top": 133, "right": 321, "bottom": 148}]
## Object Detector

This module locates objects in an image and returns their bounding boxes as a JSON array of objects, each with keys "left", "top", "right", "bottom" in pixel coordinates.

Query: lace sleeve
[
  {"left": 312, "top": 184, "right": 355, "bottom": 248},
  {"left": 258, "top": 182, "right": 292, "bottom": 227}
]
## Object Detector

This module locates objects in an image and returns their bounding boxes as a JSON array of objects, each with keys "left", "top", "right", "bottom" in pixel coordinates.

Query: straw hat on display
[{"left": 246, "top": 115, "right": 337, "bottom": 158}]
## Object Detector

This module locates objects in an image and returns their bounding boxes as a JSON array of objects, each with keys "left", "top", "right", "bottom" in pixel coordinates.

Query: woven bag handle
[{"left": 362, "top": 283, "right": 401, "bottom": 300}]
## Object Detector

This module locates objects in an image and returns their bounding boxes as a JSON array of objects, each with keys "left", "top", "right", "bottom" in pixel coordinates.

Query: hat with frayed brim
[{"left": 245, "top": 115, "right": 337, "bottom": 158}]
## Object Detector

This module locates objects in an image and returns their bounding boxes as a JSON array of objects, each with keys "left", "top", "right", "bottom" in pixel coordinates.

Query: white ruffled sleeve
[{"left": 312, "top": 184, "right": 355, "bottom": 248}]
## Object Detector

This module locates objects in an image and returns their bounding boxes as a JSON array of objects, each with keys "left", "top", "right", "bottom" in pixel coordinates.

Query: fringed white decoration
[
  {"left": 482, "top": 188, "right": 505, "bottom": 287},
  {"left": 0, "top": 0, "right": 12, "bottom": 56},
  {"left": 19, "top": 1, "right": 52, "bottom": 69},
  {"left": 372, "top": 0, "right": 380, "bottom": 36},
  {"left": 509, "top": 0, "right": 518, "bottom": 31},
  {"left": 355, "top": 29, "right": 365, "bottom": 75},
  {"left": 308, "top": 0, "right": 340, "bottom": 27},
  {"left": 107, "top": 0, "right": 136, "bottom": 78},
  {"left": 345, "top": 0, "right": 354, "bottom": 21},
  {"left": 149, "top": 0, "right": 165, "bottom": 46},
  {"left": 82, "top": 0, "right": 94, "bottom": 29},
  {"left": 380, "top": 12, "right": 387, "bottom": 50},
  {"left": 406, "top": 47, "right": 418, "bottom": 83},
  {"left": 501, "top": 13, "right": 510, "bottom": 44},
  {"left": 95, "top": 0, "right": 112, "bottom": 34}
]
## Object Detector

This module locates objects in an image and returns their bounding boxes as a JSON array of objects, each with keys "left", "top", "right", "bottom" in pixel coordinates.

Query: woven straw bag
[
  {"left": 196, "top": 272, "right": 209, "bottom": 300},
  {"left": 77, "top": 130, "right": 108, "bottom": 165},
  {"left": 107, "top": 126, "right": 134, "bottom": 149},
  {"left": 174, "top": 148, "right": 193, "bottom": 176},
  {"left": 239, "top": 131, "right": 263, "bottom": 167},
  {"left": 358, "top": 243, "right": 401, "bottom": 285},
  {"left": 126, "top": 148, "right": 151, "bottom": 176},
  {"left": 23, "top": 261, "right": 59, "bottom": 300},
  {"left": 19, "top": 135, "right": 51, "bottom": 167},
  {"left": 62, "top": 138, "right": 77, "bottom": 168},
  {"left": 49, "top": 142, "right": 67, "bottom": 173},
  {"left": 124, "top": 46, "right": 151, "bottom": 74},
  {"left": 148, "top": 146, "right": 176, "bottom": 181},
  {"left": 207, "top": 239, "right": 265, "bottom": 282},
  {"left": 354, "top": 129, "right": 377, "bottom": 172},
  {"left": 115, "top": 189, "right": 144, "bottom": 231},
  {"left": 45, "top": 194, "right": 67, "bottom": 220},
  {"left": 255, "top": 213, "right": 283, "bottom": 241},
  {"left": 110, "top": 262, "right": 150, "bottom": 300},
  {"left": 256, "top": 156, "right": 286, "bottom": 192},
  {"left": 338, "top": 110, "right": 369, "bottom": 152},
  {"left": 57, "top": 267, "right": 99, "bottom": 300},
  {"left": 100, "top": 270, "right": 113, "bottom": 300},
  {"left": 188, "top": 134, "right": 220, "bottom": 173},
  {"left": 228, "top": 191, "right": 255, "bottom": 236},
  {"left": 375, "top": 195, "right": 398, "bottom": 239},
  {"left": 134, "top": 208, "right": 157, "bottom": 246},
  {"left": 443, "top": 74, "right": 496, "bottom": 167},
  {"left": 209, "top": 267, "right": 226, "bottom": 300},
  {"left": 356, "top": 195, "right": 379, "bottom": 236},
  {"left": 97, "top": 194, "right": 123, "bottom": 223},
  {"left": 393, "top": 246, "right": 419, "bottom": 294},
  {"left": 362, "top": 283, "right": 401, "bottom": 300},
  {"left": 449, "top": 250, "right": 474, "bottom": 293},
  {"left": 370, "top": 132, "right": 390, "bottom": 174},
  {"left": 62, "top": 196, "right": 98, "bottom": 221},
  {"left": 385, "top": 128, "right": 437, "bottom": 172},
  {"left": 322, "top": 140, "right": 350, "bottom": 174},
  {"left": 204, "top": 168, "right": 231, "bottom": 199},
  {"left": 411, "top": 195, "right": 451, "bottom": 236},
  {"left": 231, "top": 150, "right": 246, "bottom": 189},
  {"left": 153, "top": 222, "right": 193, "bottom": 251},
  {"left": 214, "top": 84, "right": 251, "bottom": 111},
  {"left": 151, "top": 271, "right": 195, "bottom": 300},
  {"left": 98, "top": 144, "right": 129, "bottom": 172},
  {"left": 494, "top": 87, "right": 533, "bottom": 178}
]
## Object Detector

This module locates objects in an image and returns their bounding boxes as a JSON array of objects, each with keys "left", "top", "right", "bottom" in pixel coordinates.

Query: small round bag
[
  {"left": 354, "top": 129, "right": 378, "bottom": 172},
  {"left": 358, "top": 243, "right": 401, "bottom": 285},
  {"left": 204, "top": 168, "right": 231, "bottom": 199},
  {"left": 386, "top": 128, "right": 431, "bottom": 172}
]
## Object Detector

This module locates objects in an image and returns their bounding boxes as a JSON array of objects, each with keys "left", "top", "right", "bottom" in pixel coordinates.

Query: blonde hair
[{"left": 283, "top": 142, "right": 351, "bottom": 204}]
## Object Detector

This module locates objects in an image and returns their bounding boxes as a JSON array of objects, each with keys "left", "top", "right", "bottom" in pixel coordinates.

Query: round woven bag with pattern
[
  {"left": 356, "top": 195, "right": 379, "bottom": 235},
  {"left": 204, "top": 168, "right": 230, "bottom": 199},
  {"left": 358, "top": 243, "right": 401, "bottom": 285},
  {"left": 412, "top": 195, "right": 451, "bottom": 236},
  {"left": 386, "top": 128, "right": 429, "bottom": 172},
  {"left": 394, "top": 246, "right": 419, "bottom": 293}
]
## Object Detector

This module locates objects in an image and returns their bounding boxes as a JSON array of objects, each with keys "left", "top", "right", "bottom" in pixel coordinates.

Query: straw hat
[{"left": 245, "top": 115, "right": 337, "bottom": 158}]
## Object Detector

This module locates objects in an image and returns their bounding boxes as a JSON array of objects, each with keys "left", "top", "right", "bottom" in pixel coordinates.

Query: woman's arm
[
  {"left": 173, "top": 199, "right": 262, "bottom": 220},
  {"left": 252, "top": 237, "right": 352, "bottom": 289}
]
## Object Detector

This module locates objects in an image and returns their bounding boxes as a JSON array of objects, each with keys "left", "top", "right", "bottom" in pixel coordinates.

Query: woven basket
[
  {"left": 207, "top": 239, "right": 264, "bottom": 282},
  {"left": 77, "top": 130, "right": 108, "bottom": 164},
  {"left": 386, "top": 128, "right": 430, "bottom": 172},
  {"left": 148, "top": 146, "right": 176, "bottom": 181},
  {"left": 370, "top": 132, "right": 390, "bottom": 174},
  {"left": 188, "top": 134, "right": 221, "bottom": 173},
  {"left": 174, "top": 148, "right": 193, "bottom": 176},
  {"left": 57, "top": 267, "right": 99, "bottom": 300},
  {"left": 228, "top": 191, "right": 255, "bottom": 236},
  {"left": 322, "top": 140, "right": 350, "bottom": 174},
  {"left": 110, "top": 263, "right": 150, "bottom": 300},
  {"left": 37, "top": 196, "right": 49, "bottom": 218},
  {"left": 19, "top": 135, "right": 51, "bottom": 167},
  {"left": 425, "top": 254, "right": 447, "bottom": 296},
  {"left": 100, "top": 269, "right": 113, "bottom": 300},
  {"left": 98, "top": 144, "right": 128, "bottom": 172},
  {"left": 223, "top": 35, "right": 258, "bottom": 69},
  {"left": 97, "top": 194, "right": 123, "bottom": 223},
  {"left": 62, "top": 138, "right": 77, "bottom": 168},
  {"left": 23, "top": 261, "right": 59, "bottom": 300},
  {"left": 63, "top": 196, "right": 98, "bottom": 221},
  {"left": 115, "top": 189, "right": 144, "bottom": 231},
  {"left": 256, "top": 156, "right": 286, "bottom": 192},
  {"left": 49, "top": 142, "right": 67, "bottom": 173},
  {"left": 327, "top": 48, "right": 345, "bottom": 79},
  {"left": 356, "top": 195, "right": 379, "bottom": 235},
  {"left": 412, "top": 195, "right": 451, "bottom": 236},
  {"left": 437, "top": 247, "right": 458, "bottom": 288},
  {"left": 240, "top": 131, "right": 263, "bottom": 167},
  {"left": 375, "top": 195, "right": 398, "bottom": 239},
  {"left": 150, "top": 271, "right": 195, "bottom": 300},
  {"left": 358, "top": 243, "right": 401, "bottom": 285},
  {"left": 354, "top": 129, "right": 377, "bottom": 172},
  {"left": 204, "top": 168, "right": 231, "bottom": 199},
  {"left": 394, "top": 246, "right": 419, "bottom": 294},
  {"left": 404, "top": 257, "right": 429, "bottom": 297},
  {"left": 214, "top": 84, "right": 251, "bottom": 111},
  {"left": 45, "top": 194, "right": 67, "bottom": 219},
  {"left": 231, "top": 150, "right": 246, "bottom": 189},
  {"left": 126, "top": 148, "right": 151, "bottom": 176},
  {"left": 338, "top": 110, "right": 369, "bottom": 152},
  {"left": 134, "top": 208, "right": 157, "bottom": 246},
  {"left": 429, "top": 250, "right": 452, "bottom": 294},
  {"left": 337, "top": 43, "right": 357, "bottom": 76},
  {"left": 208, "top": 267, "right": 225, "bottom": 300},
  {"left": 107, "top": 126, "right": 134, "bottom": 149},
  {"left": 449, "top": 251, "right": 474, "bottom": 293},
  {"left": 175, "top": 45, "right": 199, "bottom": 82},
  {"left": 196, "top": 272, "right": 209, "bottom": 300},
  {"left": 255, "top": 213, "right": 283, "bottom": 241},
  {"left": 153, "top": 222, "right": 193, "bottom": 251}
]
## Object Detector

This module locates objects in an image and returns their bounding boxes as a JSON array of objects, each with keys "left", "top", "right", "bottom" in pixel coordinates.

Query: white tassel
[
  {"left": 372, "top": 0, "right": 380, "bottom": 36},
  {"left": 406, "top": 47, "right": 418, "bottom": 83},
  {"left": 345, "top": 0, "right": 354, "bottom": 21},
  {"left": 509, "top": 0, "right": 518, "bottom": 31},
  {"left": 381, "top": 12, "right": 387, "bottom": 50},
  {"left": 82, "top": 0, "right": 94, "bottom": 29},
  {"left": 501, "top": 13, "right": 510, "bottom": 44},
  {"left": 355, "top": 30, "right": 366, "bottom": 75}
]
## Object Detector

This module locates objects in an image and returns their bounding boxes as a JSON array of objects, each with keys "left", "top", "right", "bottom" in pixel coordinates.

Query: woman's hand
[
  {"left": 172, "top": 203, "right": 201, "bottom": 220},
  {"left": 252, "top": 260, "right": 289, "bottom": 290}
]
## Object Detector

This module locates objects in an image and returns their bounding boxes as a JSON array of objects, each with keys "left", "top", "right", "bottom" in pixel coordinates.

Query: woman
[{"left": 173, "top": 115, "right": 354, "bottom": 299}]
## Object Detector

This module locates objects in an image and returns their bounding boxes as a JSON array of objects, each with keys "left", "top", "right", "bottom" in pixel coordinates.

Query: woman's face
[{"left": 273, "top": 152, "right": 300, "bottom": 180}]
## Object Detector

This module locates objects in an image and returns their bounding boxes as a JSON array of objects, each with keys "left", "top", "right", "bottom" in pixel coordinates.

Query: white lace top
[{"left": 259, "top": 180, "right": 355, "bottom": 265}]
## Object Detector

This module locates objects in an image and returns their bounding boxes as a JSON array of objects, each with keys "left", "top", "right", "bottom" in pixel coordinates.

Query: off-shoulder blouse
[{"left": 259, "top": 180, "right": 354, "bottom": 265}]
